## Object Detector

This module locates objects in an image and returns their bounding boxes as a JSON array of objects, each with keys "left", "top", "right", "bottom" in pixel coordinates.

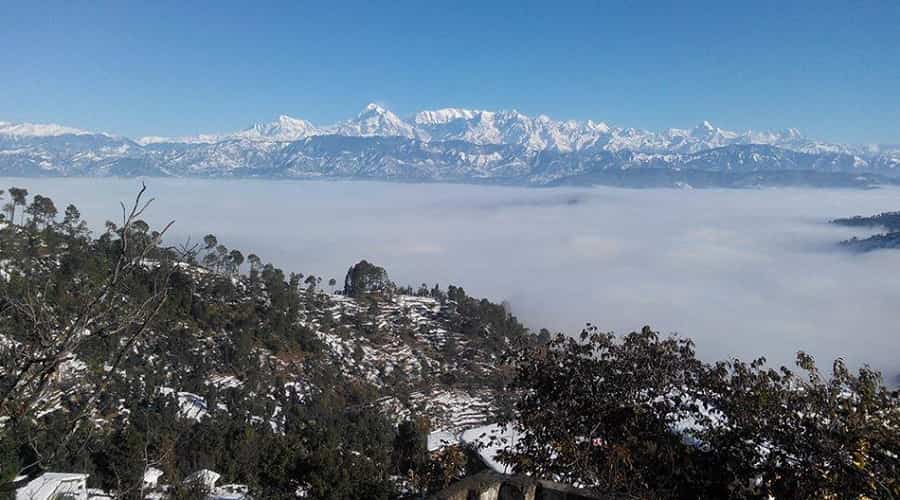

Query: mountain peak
[
  {"left": 585, "top": 120, "right": 611, "bottom": 133},
  {"left": 783, "top": 127, "right": 802, "bottom": 139},
  {"left": 362, "top": 103, "right": 388, "bottom": 115},
  {"left": 231, "top": 114, "right": 319, "bottom": 142},
  {"left": 277, "top": 114, "right": 305, "bottom": 123},
  {"left": 687, "top": 120, "right": 720, "bottom": 140},
  {"left": 336, "top": 103, "right": 416, "bottom": 138},
  {"left": 413, "top": 108, "right": 480, "bottom": 125}
]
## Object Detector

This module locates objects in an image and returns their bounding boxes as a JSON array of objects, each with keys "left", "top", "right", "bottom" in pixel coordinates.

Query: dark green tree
[
  {"left": 25, "top": 194, "right": 57, "bottom": 228},
  {"left": 392, "top": 419, "right": 429, "bottom": 480},
  {"left": 7, "top": 187, "right": 27, "bottom": 224},
  {"left": 343, "top": 260, "right": 392, "bottom": 298},
  {"left": 228, "top": 249, "right": 244, "bottom": 275}
]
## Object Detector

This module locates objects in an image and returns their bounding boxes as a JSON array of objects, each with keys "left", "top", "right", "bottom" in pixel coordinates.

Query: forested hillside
[{"left": 0, "top": 186, "right": 531, "bottom": 498}]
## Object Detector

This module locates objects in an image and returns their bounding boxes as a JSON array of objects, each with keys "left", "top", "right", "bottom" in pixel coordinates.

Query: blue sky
[{"left": 1, "top": 1, "right": 898, "bottom": 143}]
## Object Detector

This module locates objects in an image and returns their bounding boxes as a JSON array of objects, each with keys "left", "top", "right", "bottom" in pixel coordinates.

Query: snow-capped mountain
[
  {"left": 231, "top": 114, "right": 320, "bottom": 142},
  {"left": 95, "top": 103, "right": 879, "bottom": 157},
  {"left": 412, "top": 108, "right": 610, "bottom": 152},
  {"left": 1, "top": 104, "right": 897, "bottom": 187},
  {"left": 0, "top": 120, "right": 94, "bottom": 138},
  {"left": 408, "top": 109, "right": 846, "bottom": 155},
  {"left": 0, "top": 104, "right": 873, "bottom": 155},
  {"left": 330, "top": 103, "right": 418, "bottom": 139},
  {"left": 137, "top": 115, "right": 319, "bottom": 145}
]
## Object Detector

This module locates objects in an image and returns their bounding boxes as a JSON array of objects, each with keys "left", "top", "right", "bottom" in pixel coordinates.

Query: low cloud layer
[{"left": 7, "top": 177, "right": 899, "bottom": 380}]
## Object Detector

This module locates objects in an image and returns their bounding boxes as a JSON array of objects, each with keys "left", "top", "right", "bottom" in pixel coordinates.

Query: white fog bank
[{"left": 5, "top": 177, "right": 899, "bottom": 381}]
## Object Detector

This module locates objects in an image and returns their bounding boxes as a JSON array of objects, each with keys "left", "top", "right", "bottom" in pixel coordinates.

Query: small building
[
  {"left": 427, "top": 430, "right": 458, "bottom": 453},
  {"left": 183, "top": 469, "right": 221, "bottom": 492},
  {"left": 210, "top": 483, "right": 250, "bottom": 500},
  {"left": 142, "top": 467, "right": 164, "bottom": 490},
  {"left": 16, "top": 473, "right": 88, "bottom": 500},
  {"left": 181, "top": 470, "right": 252, "bottom": 500}
]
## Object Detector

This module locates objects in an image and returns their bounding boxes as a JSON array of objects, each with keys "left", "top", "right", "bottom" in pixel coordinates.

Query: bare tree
[{"left": 0, "top": 184, "right": 177, "bottom": 491}]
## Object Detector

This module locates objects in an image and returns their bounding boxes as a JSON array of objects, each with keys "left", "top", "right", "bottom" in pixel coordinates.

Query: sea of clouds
[{"left": 6, "top": 177, "right": 898, "bottom": 381}]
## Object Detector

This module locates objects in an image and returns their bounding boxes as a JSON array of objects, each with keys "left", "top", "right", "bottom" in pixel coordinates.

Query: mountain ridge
[
  {"left": 7, "top": 103, "right": 893, "bottom": 154},
  {"left": 2, "top": 104, "right": 899, "bottom": 188}
]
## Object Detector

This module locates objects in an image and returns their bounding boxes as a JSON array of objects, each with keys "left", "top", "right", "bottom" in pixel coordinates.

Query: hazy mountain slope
[{"left": 832, "top": 211, "right": 900, "bottom": 252}]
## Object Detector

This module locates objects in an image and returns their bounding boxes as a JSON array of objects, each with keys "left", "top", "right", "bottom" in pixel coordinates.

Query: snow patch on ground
[
  {"left": 159, "top": 387, "right": 209, "bottom": 421},
  {"left": 427, "top": 430, "right": 458, "bottom": 452},
  {"left": 461, "top": 423, "right": 519, "bottom": 473}
]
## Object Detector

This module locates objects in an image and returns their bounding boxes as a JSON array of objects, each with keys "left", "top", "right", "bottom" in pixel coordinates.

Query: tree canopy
[{"left": 497, "top": 326, "right": 900, "bottom": 499}]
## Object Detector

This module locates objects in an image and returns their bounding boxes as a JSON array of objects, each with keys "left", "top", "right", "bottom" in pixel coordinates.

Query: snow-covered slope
[{"left": 10, "top": 257, "right": 514, "bottom": 439}]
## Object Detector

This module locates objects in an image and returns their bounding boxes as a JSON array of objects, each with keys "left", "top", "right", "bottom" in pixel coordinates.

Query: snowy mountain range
[{"left": 2, "top": 105, "right": 899, "bottom": 187}]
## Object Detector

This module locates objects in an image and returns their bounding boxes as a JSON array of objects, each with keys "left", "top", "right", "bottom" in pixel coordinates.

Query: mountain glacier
[{"left": 1, "top": 104, "right": 898, "bottom": 187}]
